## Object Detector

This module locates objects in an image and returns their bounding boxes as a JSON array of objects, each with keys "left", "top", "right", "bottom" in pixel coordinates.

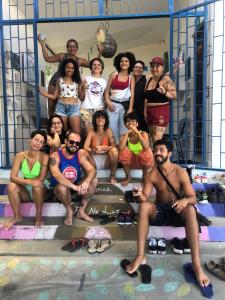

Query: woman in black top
[
  {"left": 133, "top": 60, "right": 149, "bottom": 133},
  {"left": 144, "top": 57, "right": 177, "bottom": 143},
  {"left": 45, "top": 115, "right": 66, "bottom": 154}
]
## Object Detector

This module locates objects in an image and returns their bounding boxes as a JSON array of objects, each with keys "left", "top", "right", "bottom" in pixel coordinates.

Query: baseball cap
[{"left": 150, "top": 57, "right": 164, "bottom": 66}]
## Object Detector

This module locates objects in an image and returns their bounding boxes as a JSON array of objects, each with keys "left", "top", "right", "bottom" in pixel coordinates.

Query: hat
[{"left": 150, "top": 57, "right": 164, "bottom": 66}]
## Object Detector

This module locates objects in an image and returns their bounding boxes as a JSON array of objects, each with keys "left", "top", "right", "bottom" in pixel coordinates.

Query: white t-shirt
[{"left": 81, "top": 75, "right": 107, "bottom": 109}]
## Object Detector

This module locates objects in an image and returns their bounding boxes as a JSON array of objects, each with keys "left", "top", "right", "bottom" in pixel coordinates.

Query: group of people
[{"left": 3, "top": 38, "right": 210, "bottom": 288}]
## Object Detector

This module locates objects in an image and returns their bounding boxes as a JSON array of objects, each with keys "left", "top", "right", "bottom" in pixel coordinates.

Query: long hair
[
  {"left": 92, "top": 110, "right": 109, "bottom": 132},
  {"left": 113, "top": 52, "right": 136, "bottom": 73},
  {"left": 60, "top": 58, "right": 81, "bottom": 83},
  {"left": 47, "top": 114, "right": 65, "bottom": 137}
]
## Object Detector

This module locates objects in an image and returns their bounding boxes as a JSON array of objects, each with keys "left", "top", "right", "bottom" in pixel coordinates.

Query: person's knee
[
  {"left": 7, "top": 182, "right": 19, "bottom": 194},
  {"left": 182, "top": 204, "right": 196, "bottom": 219},
  {"left": 54, "top": 184, "right": 69, "bottom": 197},
  {"left": 108, "top": 147, "right": 118, "bottom": 157},
  {"left": 139, "top": 201, "right": 155, "bottom": 215}
]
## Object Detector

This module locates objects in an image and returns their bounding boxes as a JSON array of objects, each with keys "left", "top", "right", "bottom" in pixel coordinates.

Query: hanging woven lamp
[{"left": 96, "top": 1, "right": 117, "bottom": 58}]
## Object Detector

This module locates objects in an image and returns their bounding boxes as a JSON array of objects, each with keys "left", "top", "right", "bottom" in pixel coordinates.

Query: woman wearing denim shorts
[{"left": 39, "top": 58, "right": 85, "bottom": 134}]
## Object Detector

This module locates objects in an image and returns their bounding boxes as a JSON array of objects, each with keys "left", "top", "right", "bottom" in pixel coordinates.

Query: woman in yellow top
[
  {"left": 119, "top": 113, "right": 154, "bottom": 186},
  {"left": 4, "top": 130, "right": 49, "bottom": 229}
]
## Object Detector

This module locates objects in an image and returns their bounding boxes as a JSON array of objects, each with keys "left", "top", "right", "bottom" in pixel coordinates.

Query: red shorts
[
  {"left": 119, "top": 147, "right": 154, "bottom": 168},
  {"left": 146, "top": 104, "right": 170, "bottom": 127}
]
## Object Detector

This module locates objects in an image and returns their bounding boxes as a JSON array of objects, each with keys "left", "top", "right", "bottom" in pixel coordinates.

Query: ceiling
[{"left": 38, "top": 18, "right": 169, "bottom": 55}]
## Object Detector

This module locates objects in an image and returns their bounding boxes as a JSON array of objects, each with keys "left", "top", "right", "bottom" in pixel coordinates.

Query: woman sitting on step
[
  {"left": 4, "top": 130, "right": 49, "bottom": 229},
  {"left": 119, "top": 112, "right": 154, "bottom": 186},
  {"left": 45, "top": 115, "right": 66, "bottom": 154},
  {"left": 84, "top": 110, "right": 119, "bottom": 184}
]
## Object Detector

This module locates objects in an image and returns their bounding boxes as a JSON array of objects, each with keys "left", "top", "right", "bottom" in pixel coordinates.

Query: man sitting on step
[
  {"left": 126, "top": 138, "right": 210, "bottom": 288},
  {"left": 49, "top": 130, "right": 97, "bottom": 225}
]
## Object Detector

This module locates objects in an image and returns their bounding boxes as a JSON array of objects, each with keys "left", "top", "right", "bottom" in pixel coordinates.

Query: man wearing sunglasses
[{"left": 49, "top": 130, "right": 97, "bottom": 225}]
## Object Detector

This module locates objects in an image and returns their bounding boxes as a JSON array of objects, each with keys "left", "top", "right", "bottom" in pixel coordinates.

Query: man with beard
[
  {"left": 126, "top": 138, "right": 210, "bottom": 288},
  {"left": 49, "top": 130, "right": 97, "bottom": 225}
]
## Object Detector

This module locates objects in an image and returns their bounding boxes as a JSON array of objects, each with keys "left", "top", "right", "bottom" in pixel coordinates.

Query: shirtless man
[
  {"left": 49, "top": 130, "right": 97, "bottom": 225},
  {"left": 127, "top": 138, "right": 210, "bottom": 287}
]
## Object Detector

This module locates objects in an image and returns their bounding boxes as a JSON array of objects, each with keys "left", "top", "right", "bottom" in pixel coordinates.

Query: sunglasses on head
[{"left": 68, "top": 140, "right": 80, "bottom": 146}]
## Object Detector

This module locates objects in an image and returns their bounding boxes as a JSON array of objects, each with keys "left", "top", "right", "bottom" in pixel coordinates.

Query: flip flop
[
  {"left": 99, "top": 215, "right": 116, "bottom": 225},
  {"left": 68, "top": 238, "right": 87, "bottom": 253},
  {"left": 87, "top": 239, "right": 99, "bottom": 254},
  {"left": 96, "top": 239, "right": 113, "bottom": 253},
  {"left": 120, "top": 259, "right": 138, "bottom": 278},
  {"left": 61, "top": 240, "right": 77, "bottom": 251},
  {"left": 138, "top": 264, "right": 152, "bottom": 284},
  {"left": 206, "top": 260, "right": 225, "bottom": 281},
  {"left": 183, "top": 263, "right": 214, "bottom": 298}
]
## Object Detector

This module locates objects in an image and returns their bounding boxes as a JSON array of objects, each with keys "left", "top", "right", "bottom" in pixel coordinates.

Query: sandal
[
  {"left": 87, "top": 239, "right": 99, "bottom": 254},
  {"left": 99, "top": 215, "right": 116, "bottom": 225},
  {"left": 120, "top": 259, "right": 138, "bottom": 278},
  {"left": 61, "top": 240, "right": 76, "bottom": 251},
  {"left": 68, "top": 238, "right": 87, "bottom": 253},
  {"left": 206, "top": 260, "right": 225, "bottom": 281},
  {"left": 138, "top": 264, "right": 152, "bottom": 284},
  {"left": 96, "top": 238, "right": 113, "bottom": 253}
]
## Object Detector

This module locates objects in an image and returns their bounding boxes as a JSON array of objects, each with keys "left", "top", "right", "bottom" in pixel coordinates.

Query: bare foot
[
  {"left": 64, "top": 207, "right": 74, "bottom": 226},
  {"left": 77, "top": 208, "right": 94, "bottom": 222},
  {"left": 193, "top": 265, "right": 210, "bottom": 287},
  {"left": 126, "top": 255, "right": 146, "bottom": 274},
  {"left": 110, "top": 176, "right": 117, "bottom": 184},
  {"left": 121, "top": 177, "right": 131, "bottom": 186},
  {"left": 35, "top": 216, "right": 44, "bottom": 228},
  {"left": 4, "top": 216, "right": 22, "bottom": 229}
]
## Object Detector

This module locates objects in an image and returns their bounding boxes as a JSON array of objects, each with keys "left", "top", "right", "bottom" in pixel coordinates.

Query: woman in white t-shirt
[{"left": 80, "top": 58, "right": 107, "bottom": 133}]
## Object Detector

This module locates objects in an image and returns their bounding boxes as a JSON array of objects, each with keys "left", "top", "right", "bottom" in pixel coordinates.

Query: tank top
[
  {"left": 128, "top": 138, "right": 143, "bottom": 155},
  {"left": 91, "top": 133, "right": 109, "bottom": 149},
  {"left": 21, "top": 152, "right": 41, "bottom": 179},
  {"left": 59, "top": 77, "right": 78, "bottom": 98},
  {"left": 111, "top": 74, "right": 129, "bottom": 90},
  {"left": 145, "top": 74, "right": 169, "bottom": 104},
  {"left": 51, "top": 148, "right": 81, "bottom": 186}
]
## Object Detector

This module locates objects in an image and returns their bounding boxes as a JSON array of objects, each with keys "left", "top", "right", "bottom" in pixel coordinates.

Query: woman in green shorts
[{"left": 4, "top": 130, "right": 49, "bottom": 228}]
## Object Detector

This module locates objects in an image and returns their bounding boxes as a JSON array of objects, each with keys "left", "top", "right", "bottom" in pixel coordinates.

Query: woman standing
[
  {"left": 133, "top": 60, "right": 149, "bottom": 132},
  {"left": 80, "top": 58, "right": 107, "bottom": 134},
  {"left": 144, "top": 57, "right": 177, "bottom": 143},
  {"left": 38, "top": 38, "right": 101, "bottom": 117},
  {"left": 84, "top": 110, "right": 118, "bottom": 184},
  {"left": 39, "top": 58, "right": 84, "bottom": 134},
  {"left": 104, "top": 52, "right": 136, "bottom": 144},
  {"left": 4, "top": 130, "right": 49, "bottom": 228}
]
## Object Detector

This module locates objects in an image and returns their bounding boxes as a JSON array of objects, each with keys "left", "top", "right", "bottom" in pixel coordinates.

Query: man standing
[
  {"left": 127, "top": 138, "right": 210, "bottom": 287},
  {"left": 49, "top": 130, "right": 97, "bottom": 225}
]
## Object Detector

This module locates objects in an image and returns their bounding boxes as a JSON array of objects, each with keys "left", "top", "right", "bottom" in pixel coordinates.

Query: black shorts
[{"left": 150, "top": 203, "right": 185, "bottom": 227}]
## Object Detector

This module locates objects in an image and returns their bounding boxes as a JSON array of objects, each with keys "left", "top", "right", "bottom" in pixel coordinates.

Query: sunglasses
[{"left": 68, "top": 140, "right": 80, "bottom": 146}]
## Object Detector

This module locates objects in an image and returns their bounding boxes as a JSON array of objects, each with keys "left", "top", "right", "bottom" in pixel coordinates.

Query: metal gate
[{"left": 0, "top": 0, "right": 223, "bottom": 169}]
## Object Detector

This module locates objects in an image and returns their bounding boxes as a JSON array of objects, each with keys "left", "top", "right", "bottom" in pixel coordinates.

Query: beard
[
  {"left": 66, "top": 145, "right": 79, "bottom": 155},
  {"left": 155, "top": 155, "right": 169, "bottom": 165}
]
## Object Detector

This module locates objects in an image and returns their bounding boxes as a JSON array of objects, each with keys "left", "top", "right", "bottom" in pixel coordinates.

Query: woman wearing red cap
[{"left": 144, "top": 56, "right": 177, "bottom": 143}]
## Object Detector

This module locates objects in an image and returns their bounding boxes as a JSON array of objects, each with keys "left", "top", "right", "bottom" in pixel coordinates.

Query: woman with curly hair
[
  {"left": 84, "top": 110, "right": 118, "bottom": 184},
  {"left": 45, "top": 115, "right": 66, "bottom": 154},
  {"left": 38, "top": 38, "right": 102, "bottom": 117},
  {"left": 39, "top": 58, "right": 85, "bottom": 134},
  {"left": 104, "top": 52, "right": 136, "bottom": 144}
]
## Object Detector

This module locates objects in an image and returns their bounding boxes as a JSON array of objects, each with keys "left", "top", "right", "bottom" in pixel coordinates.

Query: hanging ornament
[{"left": 96, "top": 1, "right": 117, "bottom": 58}]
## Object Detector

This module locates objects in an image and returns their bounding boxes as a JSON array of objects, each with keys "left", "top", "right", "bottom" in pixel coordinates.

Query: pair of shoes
[
  {"left": 183, "top": 263, "right": 214, "bottom": 298},
  {"left": 207, "top": 187, "right": 225, "bottom": 203},
  {"left": 61, "top": 238, "right": 87, "bottom": 252},
  {"left": 87, "top": 238, "right": 113, "bottom": 254},
  {"left": 196, "top": 190, "right": 208, "bottom": 204},
  {"left": 148, "top": 237, "right": 167, "bottom": 254},
  {"left": 171, "top": 237, "right": 190, "bottom": 254},
  {"left": 205, "top": 257, "right": 225, "bottom": 281},
  {"left": 117, "top": 211, "right": 135, "bottom": 225},
  {"left": 120, "top": 258, "right": 152, "bottom": 284},
  {"left": 194, "top": 174, "right": 208, "bottom": 183},
  {"left": 90, "top": 212, "right": 116, "bottom": 225}
]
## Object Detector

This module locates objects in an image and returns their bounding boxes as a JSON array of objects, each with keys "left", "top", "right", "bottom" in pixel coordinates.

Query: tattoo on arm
[
  {"left": 49, "top": 157, "right": 56, "bottom": 165},
  {"left": 164, "top": 79, "right": 176, "bottom": 89}
]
